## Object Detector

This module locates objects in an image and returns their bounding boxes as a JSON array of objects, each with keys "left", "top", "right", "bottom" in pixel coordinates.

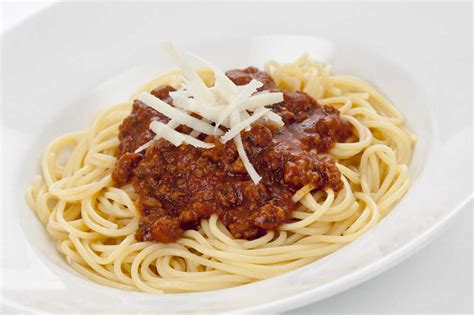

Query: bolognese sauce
[{"left": 113, "top": 67, "right": 352, "bottom": 243}]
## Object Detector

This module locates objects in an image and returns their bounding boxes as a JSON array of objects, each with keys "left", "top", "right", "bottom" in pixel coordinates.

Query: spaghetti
[{"left": 26, "top": 54, "right": 414, "bottom": 293}]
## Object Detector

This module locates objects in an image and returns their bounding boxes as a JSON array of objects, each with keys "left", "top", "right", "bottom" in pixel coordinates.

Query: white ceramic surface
[{"left": 1, "top": 2, "right": 472, "bottom": 314}]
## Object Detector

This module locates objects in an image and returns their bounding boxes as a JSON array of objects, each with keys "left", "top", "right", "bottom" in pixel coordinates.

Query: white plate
[{"left": 1, "top": 2, "right": 472, "bottom": 314}]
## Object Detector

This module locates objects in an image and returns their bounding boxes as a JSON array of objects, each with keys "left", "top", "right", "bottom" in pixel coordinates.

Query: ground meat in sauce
[{"left": 112, "top": 67, "right": 352, "bottom": 243}]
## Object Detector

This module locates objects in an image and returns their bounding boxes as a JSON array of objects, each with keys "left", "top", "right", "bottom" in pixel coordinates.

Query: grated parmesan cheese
[
  {"left": 138, "top": 92, "right": 222, "bottom": 136},
  {"left": 136, "top": 42, "right": 286, "bottom": 183}
]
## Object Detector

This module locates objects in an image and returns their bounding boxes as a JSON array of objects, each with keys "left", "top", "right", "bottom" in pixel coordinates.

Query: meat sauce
[{"left": 113, "top": 67, "right": 352, "bottom": 243}]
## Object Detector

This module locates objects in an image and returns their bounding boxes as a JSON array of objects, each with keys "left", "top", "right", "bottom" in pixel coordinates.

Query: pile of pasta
[{"left": 27, "top": 54, "right": 414, "bottom": 293}]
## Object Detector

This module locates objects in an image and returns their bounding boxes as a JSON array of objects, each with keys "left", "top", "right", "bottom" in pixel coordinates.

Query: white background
[{"left": 1, "top": 2, "right": 472, "bottom": 314}]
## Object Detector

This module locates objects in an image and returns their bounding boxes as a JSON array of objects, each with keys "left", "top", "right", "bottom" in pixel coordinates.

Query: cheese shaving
[
  {"left": 221, "top": 108, "right": 270, "bottom": 143},
  {"left": 242, "top": 92, "right": 284, "bottom": 111},
  {"left": 150, "top": 121, "right": 214, "bottom": 148},
  {"left": 263, "top": 111, "right": 285, "bottom": 127},
  {"left": 134, "top": 139, "right": 154, "bottom": 154},
  {"left": 230, "top": 112, "right": 261, "bottom": 183},
  {"left": 134, "top": 119, "right": 180, "bottom": 153},
  {"left": 138, "top": 92, "right": 222, "bottom": 136},
  {"left": 186, "top": 52, "right": 237, "bottom": 100},
  {"left": 161, "top": 42, "right": 215, "bottom": 104},
  {"left": 215, "top": 79, "right": 263, "bottom": 130}
]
